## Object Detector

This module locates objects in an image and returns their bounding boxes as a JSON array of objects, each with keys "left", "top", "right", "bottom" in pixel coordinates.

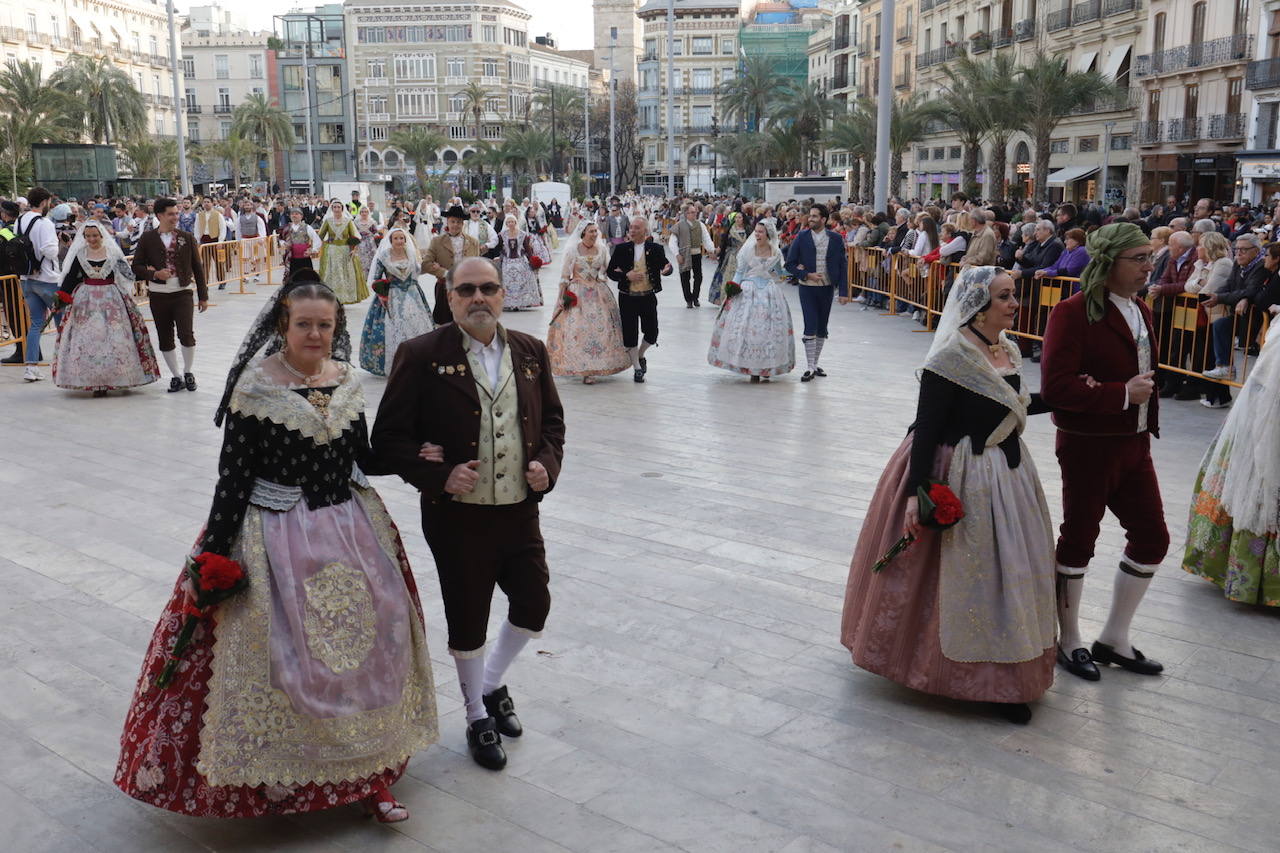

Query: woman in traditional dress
[
  {"left": 707, "top": 221, "right": 795, "bottom": 382},
  {"left": 318, "top": 200, "right": 369, "bottom": 304},
  {"left": 115, "top": 276, "right": 439, "bottom": 822},
  {"left": 359, "top": 226, "right": 433, "bottom": 377},
  {"left": 708, "top": 208, "right": 750, "bottom": 306},
  {"left": 497, "top": 214, "right": 544, "bottom": 310},
  {"left": 840, "top": 266, "right": 1059, "bottom": 725},
  {"left": 354, "top": 206, "right": 382, "bottom": 279},
  {"left": 277, "top": 207, "right": 321, "bottom": 278},
  {"left": 53, "top": 221, "right": 160, "bottom": 396},
  {"left": 546, "top": 221, "right": 630, "bottom": 384},
  {"left": 1183, "top": 308, "right": 1280, "bottom": 604}
]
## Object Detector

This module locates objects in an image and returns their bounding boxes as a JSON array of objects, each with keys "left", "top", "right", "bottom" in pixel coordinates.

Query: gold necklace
[{"left": 280, "top": 352, "right": 328, "bottom": 387}]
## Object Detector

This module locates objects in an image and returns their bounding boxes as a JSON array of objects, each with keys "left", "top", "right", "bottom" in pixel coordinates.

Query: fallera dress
[
  {"left": 498, "top": 231, "right": 544, "bottom": 309},
  {"left": 115, "top": 361, "right": 437, "bottom": 817},
  {"left": 354, "top": 217, "right": 380, "bottom": 279},
  {"left": 359, "top": 254, "right": 434, "bottom": 377},
  {"left": 707, "top": 251, "right": 796, "bottom": 377},
  {"left": 53, "top": 255, "right": 160, "bottom": 391},
  {"left": 546, "top": 240, "right": 631, "bottom": 378},
  {"left": 708, "top": 218, "right": 748, "bottom": 306},
  {"left": 841, "top": 337, "right": 1058, "bottom": 703},
  {"left": 318, "top": 218, "right": 369, "bottom": 304},
  {"left": 1183, "top": 325, "right": 1280, "bottom": 605}
]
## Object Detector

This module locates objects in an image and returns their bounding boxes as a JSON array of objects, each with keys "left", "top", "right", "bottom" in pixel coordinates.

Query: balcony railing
[
  {"left": 895, "top": 70, "right": 911, "bottom": 89},
  {"left": 1167, "top": 116, "right": 1202, "bottom": 142},
  {"left": 992, "top": 29, "right": 1014, "bottom": 48},
  {"left": 1247, "top": 57, "right": 1280, "bottom": 90},
  {"left": 970, "top": 34, "right": 991, "bottom": 53},
  {"left": 641, "top": 51, "right": 658, "bottom": 62},
  {"left": 1046, "top": 4, "right": 1072, "bottom": 31},
  {"left": 1135, "top": 120, "right": 1162, "bottom": 144},
  {"left": 921, "top": 0, "right": 936, "bottom": 11},
  {"left": 213, "top": 104, "right": 233, "bottom": 114},
  {"left": 1074, "top": 0, "right": 1101, "bottom": 23},
  {"left": 897, "top": 24, "right": 912, "bottom": 43},
  {"left": 857, "top": 42, "right": 870, "bottom": 57},
  {"left": 0, "top": 26, "right": 24, "bottom": 42},
  {"left": 834, "top": 32, "right": 850, "bottom": 51},
  {"left": 924, "top": 118, "right": 948, "bottom": 135},
  {"left": 1103, "top": 0, "right": 1138, "bottom": 15},
  {"left": 1015, "top": 19, "right": 1036, "bottom": 41},
  {"left": 1135, "top": 34, "right": 1254, "bottom": 77},
  {"left": 187, "top": 104, "right": 202, "bottom": 114},
  {"left": 1070, "top": 87, "right": 1140, "bottom": 114},
  {"left": 158, "top": 95, "right": 173, "bottom": 106},
  {"left": 366, "top": 112, "right": 390, "bottom": 123},
  {"left": 1208, "top": 112, "right": 1247, "bottom": 139},
  {"left": 142, "top": 93, "right": 155, "bottom": 105},
  {"left": 833, "top": 71, "right": 849, "bottom": 89}
]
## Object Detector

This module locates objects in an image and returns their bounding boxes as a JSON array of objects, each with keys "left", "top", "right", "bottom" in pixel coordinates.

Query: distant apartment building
[{"left": 181, "top": 5, "right": 274, "bottom": 154}]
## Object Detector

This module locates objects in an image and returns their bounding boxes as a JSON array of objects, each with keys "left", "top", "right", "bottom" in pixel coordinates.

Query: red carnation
[
  {"left": 56, "top": 290, "right": 74, "bottom": 304},
  {"left": 194, "top": 553, "right": 244, "bottom": 591},
  {"left": 154, "top": 552, "right": 249, "bottom": 689},
  {"left": 927, "top": 483, "right": 965, "bottom": 526},
  {"left": 561, "top": 288, "right": 578, "bottom": 309}
]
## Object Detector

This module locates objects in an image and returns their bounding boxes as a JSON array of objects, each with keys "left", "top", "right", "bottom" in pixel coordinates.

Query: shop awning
[
  {"left": 1102, "top": 45, "right": 1131, "bottom": 81},
  {"left": 1076, "top": 51, "right": 1098, "bottom": 73},
  {"left": 1047, "top": 165, "right": 1099, "bottom": 186}
]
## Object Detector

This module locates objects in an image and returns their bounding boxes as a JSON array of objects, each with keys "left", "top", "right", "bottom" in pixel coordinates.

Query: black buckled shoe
[
  {"left": 1057, "top": 645, "right": 1101, "bottom": 681},
  {"left": 638, "top": 356, "right": 648, "bottom": 375},
  {"left": 813, "top": 367, "right": 827, "bottom": 377},
  {"left": 482, "top": 685, "right": 523, "bottom": 738},
  {"left": 466, "top": 717, "right": 507, "bottom": 771},
  {"left": 168, "top": 377, "right": 184, "bottom": 393},
  {"left": 633, "top": 368, "right": 645, "bottom": 383},
  {"left": 801, "top": 371, "right": 814, "bottom": 382},
  {"left": 1090, "top": 641, "right": 1164, "bottom": 675},
  {"left": 184, "top": 372, "right": 197, "bottom": 392}
]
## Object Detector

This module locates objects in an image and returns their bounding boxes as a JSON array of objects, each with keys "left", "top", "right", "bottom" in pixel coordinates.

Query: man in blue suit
[{"left": 784, "top": 204, "right": 849, "bottom": 381}]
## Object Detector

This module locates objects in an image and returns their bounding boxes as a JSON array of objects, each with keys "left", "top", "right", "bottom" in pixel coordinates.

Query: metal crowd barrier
[
  {"left": 196, "top": 235, "right": 280, "bottom": 295},
  {"left": 846, "top": 248, "right": 1267, "bottom": 389},
  {"left": 0, "top": 273, "right": 30, "bottom": 352}
]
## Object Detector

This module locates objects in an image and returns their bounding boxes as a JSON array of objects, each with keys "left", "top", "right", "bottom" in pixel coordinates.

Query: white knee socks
[
  {"left": 813, "top": 337, "right": 826, "bottom": 368},
  {"left": 160, "top": 349, "right": 181, "bottom": 378},
  {"left": 1097, "top": 558, "right": 1158, "bottom": 656},
  {"left": 628, "top": 347, "right": 641, "bottom": 369},
  {"left": 181, "top": 345, "right": 195, "bottom": 374},
  {"left": 1055, "top": 565, "right": 1086, "bottom": 651},
  {"left": 455, "top": 654, "right": 488, "bottom": 723},
  {"left": 638, "top": 340, "right": 652, "bottom": 360},
  {"left": 483, "top": 621, "right": 531, "bottom": 694},
  {"left": 803, "top": 337, "right": 818, "bottom": 371}
]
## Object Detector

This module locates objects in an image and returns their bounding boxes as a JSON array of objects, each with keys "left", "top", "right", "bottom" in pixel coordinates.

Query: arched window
[
  {"left": 442, "top": 149, "right": 458, "bottom": 165},
  {"left": 384, "top": 150, "right": 400, "bottom": 168}
]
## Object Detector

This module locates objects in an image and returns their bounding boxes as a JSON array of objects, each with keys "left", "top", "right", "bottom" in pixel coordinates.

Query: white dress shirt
[
  {"left": 1109, "top": 291, "right": 1147, "bottom": 412},
  {"left": 465, "top": 330, "right": 504, "bottom": 392}
]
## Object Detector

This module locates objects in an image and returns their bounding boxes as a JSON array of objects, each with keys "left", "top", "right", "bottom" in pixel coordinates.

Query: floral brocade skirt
[
  {"left": 707, "top": 278, "right": 795, "bottom": 377},
  {"left": 53, "top": 282, "right": 160, "bottom": 391},
  {"left": 840, "top": 435, "right": 1056, "bottom": 704},
  {"left": 546, "top": 280, "right": 631, "bottom": 377},
  {"left": 319, "top": 243, "right": 369, "bottom": 304},
  {"left": 114, "top": 486, "right": 437, "bottom": 817},
  {"left": 359, "top": 280, "right": 434, "bottom": 376}
]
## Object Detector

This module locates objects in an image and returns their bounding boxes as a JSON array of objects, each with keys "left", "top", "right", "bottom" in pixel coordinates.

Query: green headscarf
[{"left": 1079, "top": 222, "right": 1151, "bottom": 324}]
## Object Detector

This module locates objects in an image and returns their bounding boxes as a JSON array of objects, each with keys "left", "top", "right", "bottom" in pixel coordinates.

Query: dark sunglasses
[{"left": 452, "top": 282, "right": 502, "bottom": 297}]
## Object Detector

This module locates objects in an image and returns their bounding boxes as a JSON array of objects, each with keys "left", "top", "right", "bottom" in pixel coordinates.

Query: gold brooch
[
  {"left": 305, "top": 389, "right": 330, "bottom": 415},
  {"left": 446, "top": 365, "right": 456, "bottom": 375}
]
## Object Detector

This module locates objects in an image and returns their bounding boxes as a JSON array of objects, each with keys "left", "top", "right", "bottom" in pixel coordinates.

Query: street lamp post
[
  {"left": 166, "top": 0, "right": 189, "bottom": 195},
  {"left": 301, "top": 17, "right": 317, "bottom": 195},
  {"left": 711, "top": 114, "right": 719, "bottom": 192},
  {"left": 665, "top": 0, "right": 676, "bottom": 197},
  {"left": 873, "top": 0, "right": 895, "bottom": 212},
  {"left": 609, "top": 28, "right": 617, "bottom": 197},
  {"left": 1101, "top": 119, "right": 1116, "bottom": 207},
  {"left": 550, "top": 84, "right": 558, "bottom": 182}
]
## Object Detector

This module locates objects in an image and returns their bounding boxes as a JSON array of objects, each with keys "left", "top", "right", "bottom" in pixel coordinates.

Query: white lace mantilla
[{"left": 230, "top": 360, "right": 364, "bottom": 444}]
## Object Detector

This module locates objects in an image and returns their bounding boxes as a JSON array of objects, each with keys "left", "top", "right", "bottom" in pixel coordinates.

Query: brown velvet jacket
[
  {"left": 371, "top": 323, "right": 565, "bottom": 504},
  {"left": 131, "top": 229, "right": 208, "bottom": 301}
]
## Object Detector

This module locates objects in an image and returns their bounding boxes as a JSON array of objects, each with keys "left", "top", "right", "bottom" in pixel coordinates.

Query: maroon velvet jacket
[{"left": 1040, "top": 290, "right": 1161, "bottom": 438}]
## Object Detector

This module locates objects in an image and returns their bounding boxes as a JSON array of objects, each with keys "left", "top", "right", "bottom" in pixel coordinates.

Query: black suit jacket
[
  {"left": 371, "top": 324, "right": 565, "bottom": 504},
  {"left": 606, "top": 239, "right": 669, "bottom": 294}
]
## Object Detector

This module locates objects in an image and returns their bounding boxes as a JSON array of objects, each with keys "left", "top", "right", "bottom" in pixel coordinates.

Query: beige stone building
[
  {"left": 906, "top": 0, "right": 1145, "bottom": 205},
  {"left": 344, "top": 0, "right": 536, "bottom": 187},
  {"left": 181, "top": 6, "right": 272, "bottom": 148},
  {"left": 0, "top": 0, "right": 180, "bottom": 139},
  {"left": 593, "top": 0, "right": 644, "bottom": 84}
]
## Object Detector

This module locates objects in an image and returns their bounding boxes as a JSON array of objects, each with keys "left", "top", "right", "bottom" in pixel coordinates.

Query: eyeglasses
[
  {"left": 1234, "top": 245, "right": 1258, "bottom": 253},
  {"left": 451, "top": 282, "right": 502, "bottom": 297},
  {"left": 1115, "top": 253, "right": 1153, "bottom": 264}
]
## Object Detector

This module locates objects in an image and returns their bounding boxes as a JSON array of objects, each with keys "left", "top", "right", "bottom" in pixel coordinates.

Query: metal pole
[
  {"left": 551, "top": 84, "right": 558, "bottom": 182},
  {"left": 609, "top": 30, "right": 617, "bottom": 196},
  {"left": 167, "top": 0, "right": 189, "bottom": 195},
  {"left": 1101, "top": 120, "right": 1115, "bottom": 207},
  {"left": 873, "top": 0, "right": 895, "bottom": 211},
  {"left": 584, "top": 80, "right": 590, "bottom": 197},
  {"left": 666, "top": 0, "right": 676, "bottom": 197},
  {"left": 303, "top": 18, "right": 316, "bottom": 195}
]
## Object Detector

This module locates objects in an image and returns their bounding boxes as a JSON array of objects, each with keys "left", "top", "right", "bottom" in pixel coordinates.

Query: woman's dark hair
[
  {"left": 1065, "top": 228, "right": 1087, "bottom": 245},
  {"left": 918, "top": 215, "right": 940, "bottom": 250},
  {"left": 276, "top": 280, "right": 344, "bottom": 341}
]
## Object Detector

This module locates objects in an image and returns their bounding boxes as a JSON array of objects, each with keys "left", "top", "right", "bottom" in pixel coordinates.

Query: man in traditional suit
[
  {"left": 423, "top": 205, "right": 481, "bottom": 325},
  {"left": 1041, "top": 222, "right": 1167, "bottom": 683},
  {"left": 668, "top": 202, "right": 717, "bottom": 308},
  {"left": 784, "top": 204, "right": 848, "bottom": 381},
  {"left": 132, "top": 197, "right": 208, "bottom": 392},
  {"left": 606, "top": 215, "right": 673, "bottom": 383},
  {"left": 372, "top": 256, "right": 565, "bottom": 773},
  {"left": 601, "top": 201, "right": 629, "bottom": 247}
]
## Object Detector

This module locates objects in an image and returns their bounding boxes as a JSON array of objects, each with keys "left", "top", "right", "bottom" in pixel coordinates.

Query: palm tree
[
  {"left": 960, "top": 52, "right": 1023, "bottom": 202},
  {"left": 533, "top": 83, "right": 585, "bottom": 180},
  {"left": 206, "top": 133, "right": 258, "bottom": 191},
  {"left": 771, "top": 82, "right": 842, "bottom": 174},
  {"left": 231, "top": 93, "right": 295, "bottom": 188},
  {"left": 120, "top": 137, "right": 177, "bottom": 180},
  {"left": 390, "top": 128, "right": 447, "bottom": 195},
  {"left": 718, "top": 56, "right": 789, "bottom": 133},
  {"left": 0, "top": 60, "right": 80, "bottom": 194},
  {"left": 767, "top": 125, "right": 805, "bottom": 175},
  {"left": 1017, "top": 51, "right": 1120, "bottom": 205},
  {"left": 52, "top": 55, "right": 146, "bottom": 143},
  {"left": 825, "top": 107, "right": 876, "bottom": 201},
  {"left": 504, "top": 127, "right": 551, "bottom": 196},
  {"left": 887, "top": 94, "right": 934, "bottom": 199},
  {"left": 459, "top": 81, "right": 489, "bottom": 152},
  {"left": 935, "top": 58, "right": 993, "bottom": 197}
]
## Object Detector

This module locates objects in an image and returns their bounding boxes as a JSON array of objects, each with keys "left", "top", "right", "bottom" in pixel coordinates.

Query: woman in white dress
[
  {"left": 497, "top": 214, "right": 544, "bottom": 310},
  {"left": 707, "top": 221, "right": 796, "bottom": 381},
  {"left": 546, "top": 221, "right": 631, "bottom": 384},
  {"left": 359, "top": 226, "right": 434, "bottom": 376}
]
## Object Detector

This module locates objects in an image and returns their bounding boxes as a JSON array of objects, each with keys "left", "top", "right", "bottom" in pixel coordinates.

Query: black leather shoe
[
  {"left": 990, "top": 702, "right": 1032, "bottom": 725},
  {"left": 466, "top": 718, "right": 506, "bottom": 770},
  {"left": 482, "top": 685, "right": 522, "bottom": 738},
  {"left": 633, "top": 368, "right": 645, "bottom": 383},
  {"left": 168, "top": 377, "right": 184, "bottom": 393},
  {"left": 1091, "top": 641, "right": 1164, "bottom": 675},
  {"left": 693, "top": 299, "right": 700, "bottom": 307},
  {"left": 1057, "top": 645, "right": 1101, "bottom": 681},
  {"left": 801, "top": 371, "right": 814, "bottom": 382},
  {"left": 184, "top": 372, "right": 197, "bottom": 391},
  {"left": 813, "top": 367, "right": 827, "bottom": 377},
  {"left": 1, "top": 351, "right": 22, "bottom": 364}
]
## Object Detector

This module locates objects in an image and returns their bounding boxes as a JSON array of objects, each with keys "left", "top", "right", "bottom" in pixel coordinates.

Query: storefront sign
[{"left": 1242, "top": 161, "right": 1280, "bottom": 180}]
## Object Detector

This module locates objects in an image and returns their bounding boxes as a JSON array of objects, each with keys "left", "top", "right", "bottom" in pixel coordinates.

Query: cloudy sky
[{"left": 182, "top": 0, "right": 597, "bottom": 51}]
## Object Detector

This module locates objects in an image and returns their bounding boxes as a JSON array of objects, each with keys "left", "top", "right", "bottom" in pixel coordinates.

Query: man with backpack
[{"left": 14, "top": 187, "right": 62, "bottom": 381}]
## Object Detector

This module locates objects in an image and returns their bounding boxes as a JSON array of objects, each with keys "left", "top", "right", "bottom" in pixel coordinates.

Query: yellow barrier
[
  {"left": 845, "top": 251, "right": 1267, "bottom": 389},
  {"left": 196, "top": 235, "right": 280, "bottom": 294},
  {"left": 0, "top": 273, "right": 30, "bottom": 352}
]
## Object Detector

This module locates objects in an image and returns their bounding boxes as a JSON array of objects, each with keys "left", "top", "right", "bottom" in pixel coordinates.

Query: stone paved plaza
[{"left": 1, "top": 245, "right": 1277, "bottom": 853}]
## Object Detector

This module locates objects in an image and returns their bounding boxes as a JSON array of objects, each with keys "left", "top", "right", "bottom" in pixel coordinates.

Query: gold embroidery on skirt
[{"left": 303, "top": 562, "right": 377, "bottom": 673}]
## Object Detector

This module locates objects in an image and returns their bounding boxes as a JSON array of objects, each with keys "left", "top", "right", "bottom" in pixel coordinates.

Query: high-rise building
[
  {"left": 275, "top": 5, "right": 354, "bottom": 192},
  {"left": 637, "top": 0, "right": 741, "bottom": 193},
  {"left": 0, "top": 0, "right": 180, "bottom": 141},
  {"left": 593, "top": 0, "right": 644, "bottom": 84},
  {"left": 1135, "top": 0, "right": 1255, "bottom": 205},
  {"left": 1238, "top": 0, "right": 1280, "bottom": 204},
  {"left": 808, "top": 0, "right": 859, "bottom": 174},
  {"left": 344, "top": 0, "right": 535, "bottom": 194}
]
